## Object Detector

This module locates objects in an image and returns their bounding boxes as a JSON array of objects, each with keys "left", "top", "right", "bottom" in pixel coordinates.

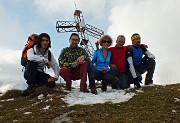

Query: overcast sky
[{"left": 0, "top": 0, "right": 180, "bottom": 92}]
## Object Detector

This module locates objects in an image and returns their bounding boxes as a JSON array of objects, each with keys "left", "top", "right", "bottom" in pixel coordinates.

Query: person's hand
[
  {"left": 111, "top": 64, "right": 116, "bottom": 67},
  {"left": 133, "top": 77, "right": 141, "bottom": 82},
  {"left": 141, "top": 44, "right": 148, "bottom": 48},
  {"left": 46, "top": 61, "right": 51, "bottom": 69},
  {"left": 48, "top": 77, "right": 58, "bottom": 82},
  {"left": 95, "top": 41, "right": 99, "bottom": 50},
  {"left": 133, "top": 77, "right": 142, "bottom": 88},
  {"left": 76, "top": 55, "right": 85, "bottom": 64}
]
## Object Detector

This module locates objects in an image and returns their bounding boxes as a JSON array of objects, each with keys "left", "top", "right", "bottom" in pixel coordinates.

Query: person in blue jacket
[
  {"left": 127, "top": 33, "right": 156, "bottom": 89},
  {"left": 88, "top": 35, "right": 117, "bottom": 94}
]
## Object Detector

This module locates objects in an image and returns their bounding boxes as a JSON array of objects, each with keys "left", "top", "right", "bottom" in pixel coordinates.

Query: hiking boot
[
  {"left": 134, "top": 83, "right": 142, "bottom": 89},
  {"left": 111, "top": 85, "right": 119, "bottom": 90},
  {"left": 22, "top": 84, "right": 36, "bottom": 96},
  {"left": 65, "top": 86, "right": 71, "bottom": 91},
  {"left": 101, "top": 85, "right": 107, "bottom": 92},
  {"left": 90, "top": 87, "right": 97, "bottom": 95},
  {"left": 145, "top": 80, "right": 153, "bottom": 85},
  {"left": 80, "top": 88, "right": 90, "bottom": 93}
]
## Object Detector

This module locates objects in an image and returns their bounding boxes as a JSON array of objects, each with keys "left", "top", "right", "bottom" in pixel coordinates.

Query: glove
[{"left": 133, "top": 77, "right": 141, "bottom": 88}]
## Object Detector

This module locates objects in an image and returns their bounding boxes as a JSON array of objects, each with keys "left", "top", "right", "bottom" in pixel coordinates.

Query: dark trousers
[
  {"left": 110, "top": 66, "right": 129, "bottom": 89},
  {"left": 88, "top": 64, "right": 116, "bottom": 88},
  {"left": 24, "top": 61, "right": 55, "bottom": 88},
  {"left": 128, "top": 57, "right": 156, "bottom": 84},
  {"left": 59, "top": 61, "right": 88, "bottom": 90}
]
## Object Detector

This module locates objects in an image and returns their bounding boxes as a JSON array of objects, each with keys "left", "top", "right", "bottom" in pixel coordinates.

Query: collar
[
  {"left": 115, "top": 44, "right": 124, "bottom": 49},
  {"left": 132, "top": 45, "right": 140, "bottom": 49},
  {"left": 69, "top": 45, "right": 78, "bottom": 49}
]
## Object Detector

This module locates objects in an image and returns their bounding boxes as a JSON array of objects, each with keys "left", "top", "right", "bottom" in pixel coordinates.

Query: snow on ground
[
  {"left": 0, "top": 79, "right": 155, "bottom": 106},
  {"left": 62, "top": 87, "right": 136, "bottom": 106},
  {"left": 61, "top": 80, "right": 138, "bottom": 106}
]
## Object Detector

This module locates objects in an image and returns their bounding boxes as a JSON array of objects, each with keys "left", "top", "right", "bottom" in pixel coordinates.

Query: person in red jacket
[
  {"left": 109, "top": 35, "right": 130, "bottom": 89},
  {"left": 96, "top": 35, "right": 148, "bottom": 89}
]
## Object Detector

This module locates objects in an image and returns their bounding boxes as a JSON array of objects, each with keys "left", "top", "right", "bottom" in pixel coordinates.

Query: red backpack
[{"left": 21, "top": 34, "right": 38, "bottom": 67}]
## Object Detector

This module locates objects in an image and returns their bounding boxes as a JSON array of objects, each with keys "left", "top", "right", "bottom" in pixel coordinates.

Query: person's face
[
  {"left": 132, "top": 37, "right": 141, "bottom": 47},
  {"left": 69, "top": 35, "right": 80, "bottom": 47},
  {"left": 41, "top": 37, "right": 49, "bottom": 49},
  {"left": 116, "top": 36, "right": 125, "bottom": 47},
  {"left": 102, "top": 38, "right": 111, "bottom": 49}
]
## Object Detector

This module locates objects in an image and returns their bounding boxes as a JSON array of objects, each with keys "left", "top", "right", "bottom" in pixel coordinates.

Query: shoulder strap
[
  {"left": 128, "top": 46, "right": 133, "bottom": 54},
  {"left": 48, "top": 50, "right": 51, "bottom": 61},
  {"left": 32, "top": 46, "right": 36, "bottom": 55},
  {"left": 126, "top": 45, "right": 133, "bottom": 58}
]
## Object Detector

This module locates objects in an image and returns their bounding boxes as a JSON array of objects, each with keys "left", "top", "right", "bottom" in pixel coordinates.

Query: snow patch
[{"left": 62, "top": 86, "right": 136, "bottom": 106}]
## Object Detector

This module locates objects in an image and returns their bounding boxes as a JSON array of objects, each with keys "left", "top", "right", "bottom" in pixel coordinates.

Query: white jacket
[{"left": 27, "top": 45, "right": 59, "bottom": 79}]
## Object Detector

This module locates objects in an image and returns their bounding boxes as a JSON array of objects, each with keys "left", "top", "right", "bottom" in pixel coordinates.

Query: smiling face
[
  {"left": 99, "top": 35, "right": 112, "bottom": 48},
  {"left": 116, "top": 35, "right": 125, "bottom": 47},
  {"left": 41, "top": 37, "right": 50, "bottom": 49},
  {"left": 69, "top": 35, "right": 80, "bottom": 47},
  {"left": 102, "top": 38, "right": 111, "bottom": 49}
]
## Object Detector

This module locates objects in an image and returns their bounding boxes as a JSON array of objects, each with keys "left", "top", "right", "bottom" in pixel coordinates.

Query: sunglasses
[{"left": 103, "top": 40, "right": 111, "bottom": 43}]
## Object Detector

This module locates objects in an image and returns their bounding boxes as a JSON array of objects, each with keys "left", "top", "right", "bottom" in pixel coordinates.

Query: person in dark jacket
[{"left": 127, "top": 33, "right": 156, "bottom": 89}]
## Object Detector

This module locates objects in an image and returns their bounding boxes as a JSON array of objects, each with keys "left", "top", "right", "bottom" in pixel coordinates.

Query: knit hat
[{"left": 131, "top": 33, "right": 141, "bottom": 41}]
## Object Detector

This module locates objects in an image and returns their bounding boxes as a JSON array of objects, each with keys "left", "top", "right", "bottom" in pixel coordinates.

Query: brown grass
[{"left": 0, "top": 83, "right": 179, "bottom": 123}]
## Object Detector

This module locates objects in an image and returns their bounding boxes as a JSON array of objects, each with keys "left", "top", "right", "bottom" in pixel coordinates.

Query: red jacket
[{"left": 109, "top": 45, "right": 129, "bottom": 73}]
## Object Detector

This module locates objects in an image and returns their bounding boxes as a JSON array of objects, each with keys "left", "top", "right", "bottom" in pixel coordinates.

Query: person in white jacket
[{"left": 22, "top": 33, "right": 59, "bottom": 96}]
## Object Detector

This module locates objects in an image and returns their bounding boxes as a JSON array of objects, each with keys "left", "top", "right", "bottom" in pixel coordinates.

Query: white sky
[{"left": 0, "top": 0, "right": 180, "bottom": 93}]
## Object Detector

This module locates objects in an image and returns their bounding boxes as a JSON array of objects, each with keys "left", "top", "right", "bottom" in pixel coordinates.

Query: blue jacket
[
  {"left": 132, "top": 46, "right": 144, "bottom": 66},
  {"left": 91, "top": 48, "right": 111, "bottom": 72}
]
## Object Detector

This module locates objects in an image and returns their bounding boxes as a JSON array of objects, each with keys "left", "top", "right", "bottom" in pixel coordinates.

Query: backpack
[{"left": 21, "top": 34, "right": 51, "bottom": 67}]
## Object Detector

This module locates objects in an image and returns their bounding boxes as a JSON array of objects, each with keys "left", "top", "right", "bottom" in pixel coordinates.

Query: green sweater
[{"left": 58, "top": 45, "right": 89, "bottom": 68}]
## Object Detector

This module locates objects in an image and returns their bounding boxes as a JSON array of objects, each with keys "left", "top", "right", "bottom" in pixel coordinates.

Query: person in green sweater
[{"left": 58, "top": 33, "right": 90, "bottom": 92}]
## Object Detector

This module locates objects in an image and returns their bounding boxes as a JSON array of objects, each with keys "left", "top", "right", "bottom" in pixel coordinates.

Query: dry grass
[{"left": 0, "top": 83, "right": 179, "bottom": 123}]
